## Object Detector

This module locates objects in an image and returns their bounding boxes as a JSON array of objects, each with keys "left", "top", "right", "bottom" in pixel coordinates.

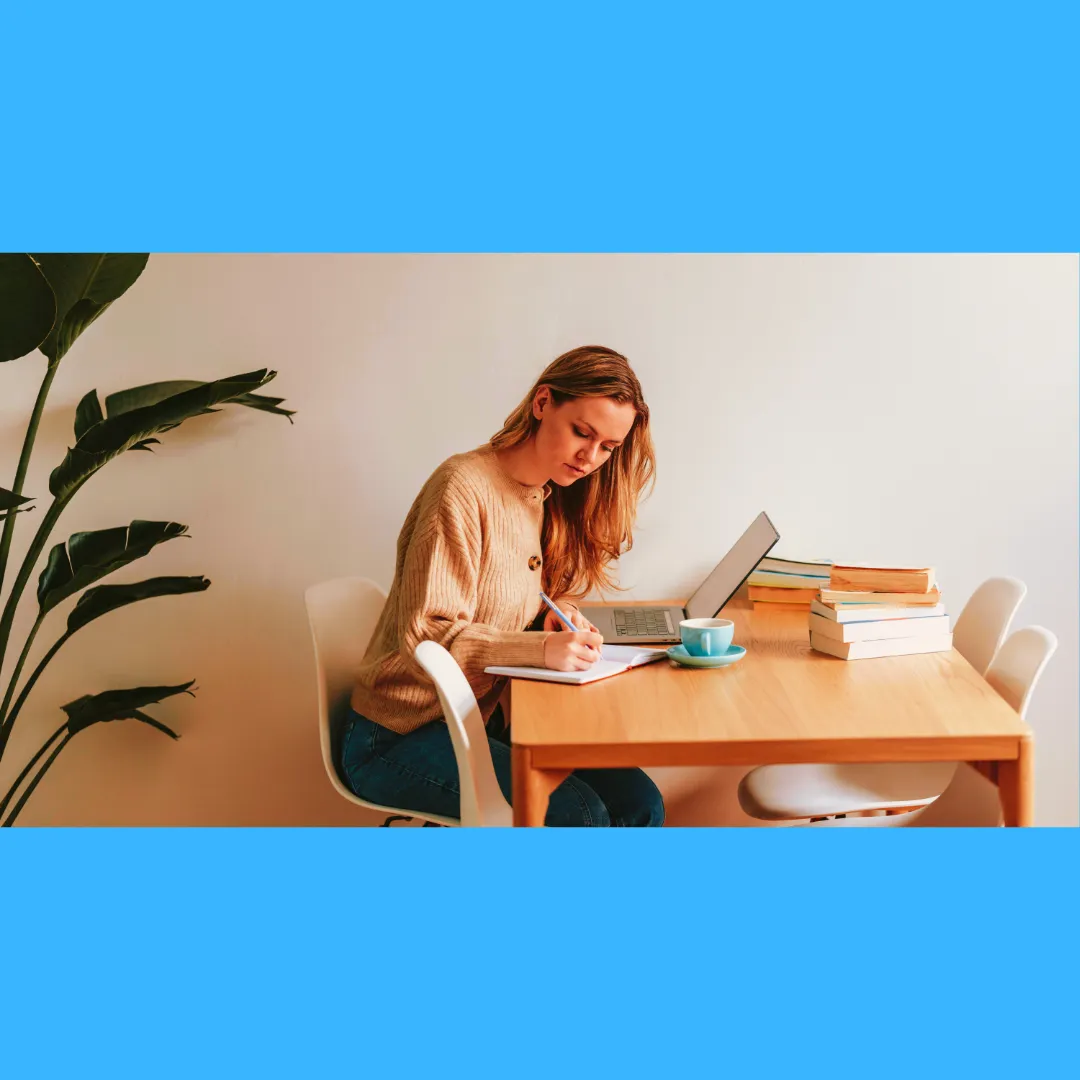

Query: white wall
[{"left": 1, "top": 254, "right": 1075, "bottom": 826}]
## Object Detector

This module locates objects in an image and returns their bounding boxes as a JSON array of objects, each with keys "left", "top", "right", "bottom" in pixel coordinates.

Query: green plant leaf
[
  {"left": 0, "top": 487, "right": 35, "bottom": 523},
  {"left": 62, "top": 681, "right": 194, "bottom": 735},
  {"left": 228, "top": 391, "right": 295, "bottom": 422},
  {"left": 67, "top": 575, "right": 210, "bottom": 634},
  {"left": 0, "top": 574, "right": 209, "bottom": 746},
  {"left": 3, "top": 685, "right": 189, "bottom": 824},
  {"left": 0, "top": 254, "right": 56, "bottom": 363},
  {"left": 31, "top": 254, "right": 149, "bottom": 362},
  {"left": 74, "top": 389, "right": 104, "bottom": 441},
  {"left": 37, "top": 520, "right": 189, "bottom": 615},
  {"left": 49, "top": 368, "right": 280, "bottom": 500},
  {"left": 105, "top": 380, "right": 296, "bottom": 423},
  {"left": 0, "top": 489, "right": 32, "bottom": 511},
  {"left": 52, "top": 298, "right": 109, "bottom": 361}
]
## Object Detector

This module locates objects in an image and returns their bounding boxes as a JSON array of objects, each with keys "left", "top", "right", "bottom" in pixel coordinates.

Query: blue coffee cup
[{"left": 680, "top": 618, "right": 735, "bottom": 657}]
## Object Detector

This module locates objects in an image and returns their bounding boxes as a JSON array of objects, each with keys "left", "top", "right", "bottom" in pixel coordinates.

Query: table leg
[
  {"left": 998, "top": 736, "right": 1034, "bottom": 827},
  {"left": 511, "top": 745, "right": 569, "bottom": 827}
]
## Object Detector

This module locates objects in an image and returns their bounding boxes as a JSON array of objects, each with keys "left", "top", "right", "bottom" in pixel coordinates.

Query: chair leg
[{"left": 380, "top": 814, "right": 414, "bottom": 826}]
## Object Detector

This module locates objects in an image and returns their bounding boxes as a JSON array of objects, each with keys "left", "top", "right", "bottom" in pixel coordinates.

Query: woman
[{"left": 342, "top": 345, "right": 664, "bottom": 826}]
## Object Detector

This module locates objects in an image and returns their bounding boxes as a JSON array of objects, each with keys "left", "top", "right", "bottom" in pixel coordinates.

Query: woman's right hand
[{"left": 543, "top": 630, "right": 604, "bottom": 671}]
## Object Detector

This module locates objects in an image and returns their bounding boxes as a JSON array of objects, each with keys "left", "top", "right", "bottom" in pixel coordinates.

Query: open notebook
[{"left": 485, "top": 644, "right": 667, "bottom": 685}]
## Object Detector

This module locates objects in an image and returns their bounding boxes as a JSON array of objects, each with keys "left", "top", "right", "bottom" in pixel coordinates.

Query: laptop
[{"left": 580, "top": 511, "right": 780, "bottom": 644}]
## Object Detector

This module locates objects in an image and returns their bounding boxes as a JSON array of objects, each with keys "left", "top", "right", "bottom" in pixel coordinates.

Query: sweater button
[{"left": 529, "top": 555, "right": 542, "bottom": 571}]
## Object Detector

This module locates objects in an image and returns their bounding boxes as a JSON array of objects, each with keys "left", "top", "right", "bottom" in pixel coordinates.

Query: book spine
[
  {"left": 758, "top": 559, "right": 832, "bottom": 576},
  {"left": 749, "top": 586, "right": 819, "bottom": 603},
  {"left": 819, "top": 590, "right": 940, "bottom": 605},
  {"left": 748, "top": 572, "right": 830, "bottom": 589},
  {"left": 808, "top": 613, "right": 951, "bottom": 643},
  {"left": 810, "top": 599, "right": 947, "bottom": 624},
  {"left": 810, "top": 632, "right": 953, "bottom": 659},
  {"left": 829, "top": 570, "right": 934, "bottom": 594}
]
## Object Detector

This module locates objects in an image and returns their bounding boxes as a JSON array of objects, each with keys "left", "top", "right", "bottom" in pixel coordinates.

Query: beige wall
[{"left": 1, "top": 253, "right": 1075, "bottom": 826}]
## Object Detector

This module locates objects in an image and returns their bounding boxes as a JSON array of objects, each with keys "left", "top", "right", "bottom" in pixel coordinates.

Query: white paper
[{"left": 484, "top": 643, "right": 666, "bottom": 685}]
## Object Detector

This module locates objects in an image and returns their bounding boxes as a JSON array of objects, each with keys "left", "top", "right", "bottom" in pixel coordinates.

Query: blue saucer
[{"left": 667, "top": 643, "right": 747, "bottom": 668}]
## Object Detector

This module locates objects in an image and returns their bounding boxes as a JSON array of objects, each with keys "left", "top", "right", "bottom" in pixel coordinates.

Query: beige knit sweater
[{"left": 351, "top": 444, "right": 556, "bottom": 734}]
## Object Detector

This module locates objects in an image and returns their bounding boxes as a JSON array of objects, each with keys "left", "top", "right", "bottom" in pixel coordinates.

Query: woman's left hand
[{"left": 544, "top": 601, "right": 602, "bottom": 639}]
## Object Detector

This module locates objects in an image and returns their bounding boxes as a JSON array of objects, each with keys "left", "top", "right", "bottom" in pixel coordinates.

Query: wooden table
[{"left": 509, "top": 597, "right": 1033, "bottom": 826}]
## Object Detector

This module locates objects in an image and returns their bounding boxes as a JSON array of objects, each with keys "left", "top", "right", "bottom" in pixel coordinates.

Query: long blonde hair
[{"left": 490, "top": 345, "right": 655, "bottom": 600}]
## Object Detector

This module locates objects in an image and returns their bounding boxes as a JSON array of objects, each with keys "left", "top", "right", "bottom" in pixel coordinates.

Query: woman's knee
[
  {"left": 637, "top": 780, "right": 666, "bottom": 827},
  {"left": 573, "top": 767, "right": 665, "bottom": 827},
  {"left": 545, "top": 775, "right": 612, "bottom": 827},
  {"left": 613, "top": 771, "right": 665, "bottom": 827}
]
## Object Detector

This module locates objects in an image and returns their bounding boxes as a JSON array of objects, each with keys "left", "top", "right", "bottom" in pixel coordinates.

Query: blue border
[
  {"left": 2, "top": 2, "right": 1078, "bottom": 251},
  {"left": 5, "top": 829, "right": 1079, "bottom": 1076},
  {"left": 2, "top": 2, "right": 1078, "bottom": 1075}
]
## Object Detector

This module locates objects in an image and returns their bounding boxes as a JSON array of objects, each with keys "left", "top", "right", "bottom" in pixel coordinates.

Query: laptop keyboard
[{"left": 613, "top": 608, "right": 675, "bottom": 637}]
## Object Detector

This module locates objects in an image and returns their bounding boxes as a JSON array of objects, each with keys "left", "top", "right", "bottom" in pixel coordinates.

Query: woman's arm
[{"left": 397, "top": 477, "right": 553, "bottom": 678}]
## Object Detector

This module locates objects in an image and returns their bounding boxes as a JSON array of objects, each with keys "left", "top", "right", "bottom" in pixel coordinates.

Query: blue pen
[
  {"left": 539, "top": 591, "right": 577, "bottom": 632},
  {"left": 539, "top": 591, "right": 600, "bottom": 655}
]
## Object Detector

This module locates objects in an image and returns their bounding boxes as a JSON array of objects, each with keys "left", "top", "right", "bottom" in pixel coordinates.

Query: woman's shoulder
[{"left": 420, "top": 446, "right": 499, "bottom": 507}]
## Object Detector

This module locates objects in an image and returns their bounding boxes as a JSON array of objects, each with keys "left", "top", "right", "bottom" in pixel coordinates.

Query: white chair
[
  {"left": 738, "top": 577, "right": 1025, "bottom": 822},
  {"left": 304, "top": 576, "right": 457, "bottom": 826},
  {"left": 983, "top": 625, "right": 1058, "bottom": 718},
  {"left": 739, "top": 617, "right": 1056, "bottom": 824},
  {"left": 414, "top": 641, "right": 514, "bottom": 827},
  {"left": 802, "top": 627, "right": 1059, "bottom": 827},
  {"left": 738, "top": 577, "right": 1028, "bottom": 822},
  {"left": 952, "top": 576, "right": 1027, "bottom": 676}
]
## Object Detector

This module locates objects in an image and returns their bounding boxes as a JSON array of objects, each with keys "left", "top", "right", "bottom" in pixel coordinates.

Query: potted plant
[{"left": 0, "top": 254, "right": 293, "bottom": 824}]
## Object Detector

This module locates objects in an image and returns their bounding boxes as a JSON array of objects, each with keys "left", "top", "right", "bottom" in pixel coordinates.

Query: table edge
[{"left": 518, "top": 734, "right": 1027, "bottom": 769}]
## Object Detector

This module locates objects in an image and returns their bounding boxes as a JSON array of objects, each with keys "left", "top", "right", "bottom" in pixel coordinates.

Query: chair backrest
[
  {"left": 917, "top": 625, "right": 1058, "bottom": 827},
  {"left": 414, "top": 641, "right": 513, "bottom": 827},
  {"left": 952, "top": 576, "right": 1027, "bottom": 676},
  {"left": 813, "top": 623, "right": 1057, "bottom": 828},
  {"left": 304, "top": 577, "right": 388, "bottom": 793},
  {"left": 984, "top": 625, "right": 1057, "bottom": 721}
]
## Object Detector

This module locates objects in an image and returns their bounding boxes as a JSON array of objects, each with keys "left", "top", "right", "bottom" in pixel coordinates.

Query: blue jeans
[{"left": 339, "top": 706, "right": 665, "bottom": 827}]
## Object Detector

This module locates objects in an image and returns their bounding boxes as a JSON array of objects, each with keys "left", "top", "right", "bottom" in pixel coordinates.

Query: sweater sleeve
[{"left": 397, "top": 473, "right": 551, "bottom": 680}]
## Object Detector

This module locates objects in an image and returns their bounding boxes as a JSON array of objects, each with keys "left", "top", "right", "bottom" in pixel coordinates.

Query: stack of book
[
  {"left": 748, "top": 556, "right": 832, "bottom": 612},
  {"left": 809, "top": 564, "right": 952, "bottom": 660}
]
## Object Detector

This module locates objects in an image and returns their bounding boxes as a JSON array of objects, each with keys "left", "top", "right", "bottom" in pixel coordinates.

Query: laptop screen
[{"left": 684, "top": 512, "right": 780, "bottom": 619}]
